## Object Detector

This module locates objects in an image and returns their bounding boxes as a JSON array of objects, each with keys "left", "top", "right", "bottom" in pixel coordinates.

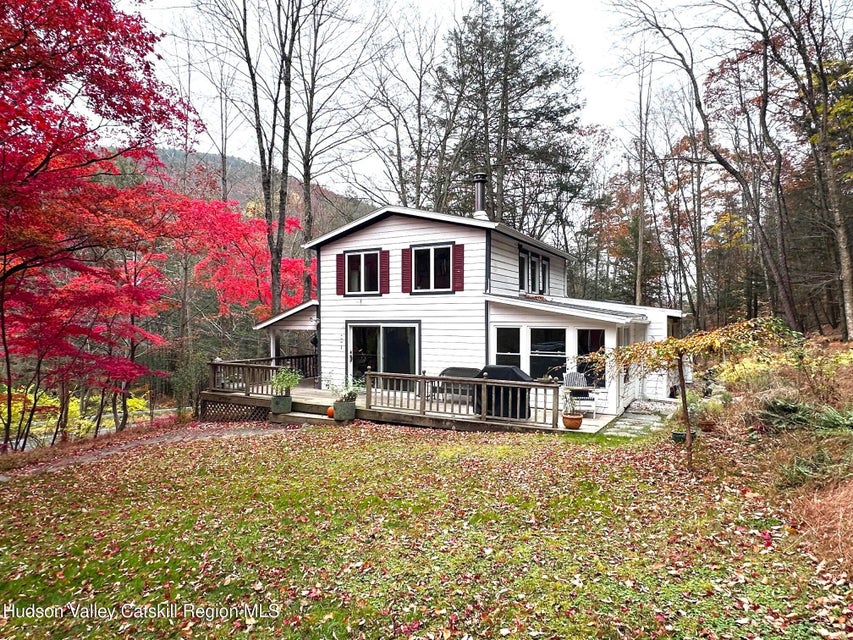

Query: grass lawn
[{"left": 0, "top": 422, "right": 850, "bottom": 639}]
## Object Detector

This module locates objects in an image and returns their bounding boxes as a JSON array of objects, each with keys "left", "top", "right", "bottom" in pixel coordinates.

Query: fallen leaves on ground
[{"left": 0, "top": 421, "right": 850, "bottom": 639}]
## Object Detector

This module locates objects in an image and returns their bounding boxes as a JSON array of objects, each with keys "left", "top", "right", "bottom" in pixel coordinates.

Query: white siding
[
  {"left": 308, "top": 209, "right": 681, "bottom": 410},
  {"left": 489, "top": 233, "right": 567, "bottom": 297},
  {"left": 634, "top": 308, "right": 681, "bottom": 402},
  {"left": 318, "top": 215, "right": 488, "bottom": 385},
  {"left": 270, "top": 308, "right": 317, "bottom": 332},
  {"left": 490, "top": 233, "right": 518, "bottom": 295}
]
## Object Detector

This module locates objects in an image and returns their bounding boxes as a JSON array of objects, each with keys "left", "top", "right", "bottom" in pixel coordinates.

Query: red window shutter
[
  {"left": 336, "top": 253, "right": 345, "bottom": 295},
  {"left": 380, "top": 250, "right": 390, "bottom": 294},
  {"left": 452, "top": 243, "right": 465, "bottom": 291},
  {"left": 401, "top": 248, "right": 412, "bottom": 293}
]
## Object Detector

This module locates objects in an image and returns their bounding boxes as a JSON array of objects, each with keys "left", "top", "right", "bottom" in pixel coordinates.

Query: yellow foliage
[{"left": 716, "top": 356, "right": 778, "bottom": 390}]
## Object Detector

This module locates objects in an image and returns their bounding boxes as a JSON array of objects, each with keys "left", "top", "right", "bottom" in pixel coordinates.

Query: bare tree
[
  {"left": 741, "top": 0, "right": 853, "bottom": 336},
  {"left": 194, "top": 0, "right": 306, "bottom": 317},
  {"left": 348, "top": 9, "right": 471, "bottom": 212},
  {"left": 613, "top": 0, "right": 803, "bottom": 329},
  {"left": 292, "top": 0, "right": 383, "bottom": 298}
]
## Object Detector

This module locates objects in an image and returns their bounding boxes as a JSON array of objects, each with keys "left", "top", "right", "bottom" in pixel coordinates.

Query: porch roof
[
  {"left": 485, "top": 293, "right": 650, "bottom": 325},
  {"left": 253, "top": 300, "right": 319, "bottom": 331}
]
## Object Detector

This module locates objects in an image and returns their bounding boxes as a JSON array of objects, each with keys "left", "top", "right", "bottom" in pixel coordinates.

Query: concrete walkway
[{"left": 599, "top": 400, "right": 678, "bottom": 437}]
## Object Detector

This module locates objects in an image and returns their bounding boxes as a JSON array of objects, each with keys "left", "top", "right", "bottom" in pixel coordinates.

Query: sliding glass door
[{"left": 349, "top": 323, "right": 418, "bottom": 379}]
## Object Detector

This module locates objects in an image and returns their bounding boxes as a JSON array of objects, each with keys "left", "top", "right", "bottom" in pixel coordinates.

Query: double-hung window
[
  {"left": 495, "top": 327, "right": 521, "bottom": 368},
  {"left": 530, "top": 328, "right": 566, "bottom": 379}
]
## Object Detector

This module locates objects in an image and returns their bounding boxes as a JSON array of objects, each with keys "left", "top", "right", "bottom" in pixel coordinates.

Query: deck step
[
  {"left": 268, "top": 411, "right": 338, "bottom": 426},
  {"left": 292, "top": 400, "right": 335, "bottom": 415}
]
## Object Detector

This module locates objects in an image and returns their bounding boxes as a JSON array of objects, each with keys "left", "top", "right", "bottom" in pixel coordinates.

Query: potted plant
[
  {"left": 671, "top": 428, "right": 698, "bottom": 443},
  {"left": 329, "top": 377, "right": 364, "bottom": 421},
  {"left": 561, "top": 392, "right": 583, "bottom": 430},
  {"left": 270, "top": 367, "right": 302, "bottom": 414}
]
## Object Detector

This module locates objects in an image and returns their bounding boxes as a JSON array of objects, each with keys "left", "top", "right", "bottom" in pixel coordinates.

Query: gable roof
[
  {"left": 485, "top": 293, "right": 650, "bottom": 325},
  {"left": 253, "top": 300, "right": 318, "bottom": 330},
  {"left": 303, "top": 206, "right": 571, "bottom": 260}
]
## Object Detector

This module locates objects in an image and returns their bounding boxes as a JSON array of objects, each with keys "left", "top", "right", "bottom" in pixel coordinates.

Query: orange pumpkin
[{"left": 326, "top": 406, "right": 335, "bottom": 418}]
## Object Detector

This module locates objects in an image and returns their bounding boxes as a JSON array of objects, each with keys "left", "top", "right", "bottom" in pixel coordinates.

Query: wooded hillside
[{"left": 1, "top": 0, "right": 851, "bottom": 448}]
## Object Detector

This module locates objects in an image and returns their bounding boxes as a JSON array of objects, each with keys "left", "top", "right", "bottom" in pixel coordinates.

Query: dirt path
[{"left": 0, "top": 421, "right": 306, "bottom": 482}]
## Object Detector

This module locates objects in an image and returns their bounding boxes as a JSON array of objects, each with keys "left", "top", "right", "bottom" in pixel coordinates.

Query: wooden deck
[{"left": 199, "top": 384, "right": 615, "bottom": 435}]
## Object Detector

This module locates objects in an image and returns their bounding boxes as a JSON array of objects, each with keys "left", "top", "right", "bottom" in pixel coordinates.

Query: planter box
[
  {"left": 333, "top": 401, "right": 357, "bottom": 421},
  {"left": 270, "top": 395, "right": 293, "bottom": 414}
]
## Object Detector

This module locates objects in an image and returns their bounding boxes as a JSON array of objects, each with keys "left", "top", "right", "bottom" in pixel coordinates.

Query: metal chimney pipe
[{"left": 473, "top": 172, "right": 487, "bottom": 218}]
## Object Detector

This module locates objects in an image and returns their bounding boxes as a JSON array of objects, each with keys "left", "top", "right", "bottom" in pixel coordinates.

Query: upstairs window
[
  {"left": 349, "top": 251, "right": 379, "bottom": 293},
  {"left": 414, "top": 245, "right": 451, "bottom": 291},
  {"left": 336, "top": 250, "right": 389, "bottom": 295},
  {"left": 519, "top": 248, "right": 549, "bottom": 294},
  {"left": 403, "top": 244, "right": 464, "bottom": 293}
]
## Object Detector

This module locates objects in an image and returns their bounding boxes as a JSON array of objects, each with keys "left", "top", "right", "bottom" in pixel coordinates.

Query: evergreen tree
[{"left": 437, "top": 0, "right": 587, "bottom": 232}]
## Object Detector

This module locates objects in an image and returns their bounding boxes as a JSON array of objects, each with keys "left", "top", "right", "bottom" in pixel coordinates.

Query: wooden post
[
  {"left": 480, "top": 373, "right": 489, "bottom": 421},
  {"left": 243, "top": 365, "right": 250, "bottom": 396},
  {"left": 552, "top": 382, "right": 560, "bottom": 429},
  {"left": 209, "top": 361, "right": 217, "bottom": 391},
  {"left": 420, "top": 370, "right": 427, "bottom": 415},
  {"left": 365, "top": 367, "right": 373, "bottom": 409},
  {"left": 677, "top": 353, "right": 693, "bottom": 473}
]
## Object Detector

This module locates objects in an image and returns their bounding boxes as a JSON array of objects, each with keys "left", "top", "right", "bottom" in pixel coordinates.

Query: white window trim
[
  {"left": 518, "top": 248, "right": 550, "bottom": 295},
  {"left": 492, "top": 325, "right": 569, "bottom": 376},
  {"left": 346, "top": 250, "right": 380, "bottom": 294},
  {"left": 413, "top": 245, "right": 453, "bottom": 292}
]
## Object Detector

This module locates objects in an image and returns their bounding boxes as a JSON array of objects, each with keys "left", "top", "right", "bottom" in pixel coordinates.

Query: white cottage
[{"left": 257, "top": 196, "right": 683, "bottom": 418}]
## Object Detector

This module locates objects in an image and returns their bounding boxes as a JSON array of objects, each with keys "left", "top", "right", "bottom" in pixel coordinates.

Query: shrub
[
  {"left": 0, "top": 387, "right": 150, "bottom": 444},
  {"left": 716, "top": 341, "right": 853, "bottom": 406},
  {"left": 814, "top": 406, "right": 853, "bottom": 431},
  {"left": 756, "top": 396, "right": 814, "bottom": 433},
  {"left": 783, "top": 342, "right": 853, "bottom": 405},
  {"left": 716, "top": 356, "right": 778, "bottom": 393}
]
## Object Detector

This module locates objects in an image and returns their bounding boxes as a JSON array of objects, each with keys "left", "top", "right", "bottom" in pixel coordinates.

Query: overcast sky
[
  {"left": 540, "top": 0, "right": 635, "bottom": 131},
  {"left": 136, "top": 0, "right": 642, "bottom": 174}
]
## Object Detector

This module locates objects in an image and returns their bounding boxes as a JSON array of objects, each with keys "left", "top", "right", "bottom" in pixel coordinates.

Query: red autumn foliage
[{"left": 0, "top": 0, "right": 315, "bottom": 449}]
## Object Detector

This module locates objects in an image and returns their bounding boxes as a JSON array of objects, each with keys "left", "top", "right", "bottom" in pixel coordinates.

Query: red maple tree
[{"left": 0, "top": 0, "right": 194, "bottom": 448}]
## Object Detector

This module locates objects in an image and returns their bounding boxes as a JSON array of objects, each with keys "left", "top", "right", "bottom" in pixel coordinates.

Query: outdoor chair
[{"left": 563, "top": 371, "right": 597, "bottom": 418}]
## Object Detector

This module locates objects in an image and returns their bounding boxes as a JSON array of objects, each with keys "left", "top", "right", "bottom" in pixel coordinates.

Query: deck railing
[
  {"left": 208, "top": 354, "right": 318, "bottom": 396},
  {"left": 365, "top": 371, "right": 562, "bottom": 429}
]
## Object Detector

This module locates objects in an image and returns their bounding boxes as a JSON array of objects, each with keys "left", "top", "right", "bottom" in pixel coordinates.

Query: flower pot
[
  {"left": 270, "top": 395, "right": 293, "bottom": 414},
  {"left": 333, "top": 400, "right": 357, "bottom": 421},
  {"left": 562, "top": 414, "right": 583, "bottom": 430}
]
